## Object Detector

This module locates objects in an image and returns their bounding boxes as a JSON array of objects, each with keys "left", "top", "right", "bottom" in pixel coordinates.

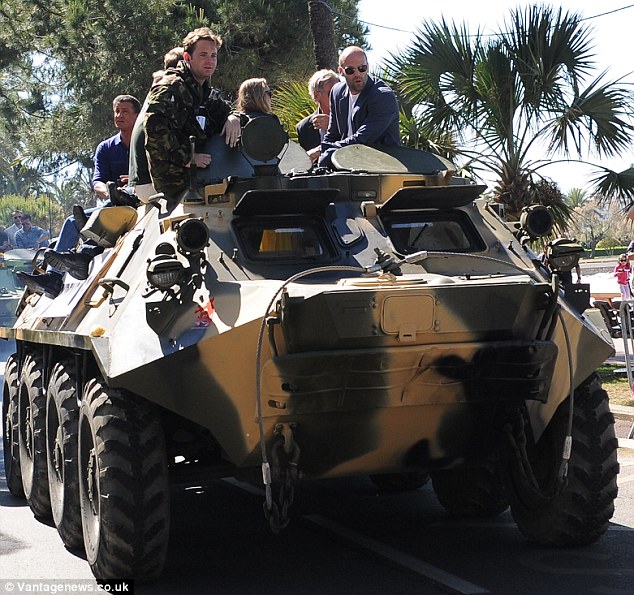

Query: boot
[
  {"left": 44, "top": 250, "right": 94, "bottom": 280},
  {"left": 17, "top": 271, "right": 63, "bottom": 299},
  {"left": 73, "top": 204, "right": 89, "bottom": 229},
  {"left": 107, "top": 181, "right": 141, "bottom": 208}
]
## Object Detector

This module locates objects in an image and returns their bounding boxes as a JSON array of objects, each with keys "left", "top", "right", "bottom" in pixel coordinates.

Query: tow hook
[{"left": 263, "top": 423, "right": 301, "bottom": 533}]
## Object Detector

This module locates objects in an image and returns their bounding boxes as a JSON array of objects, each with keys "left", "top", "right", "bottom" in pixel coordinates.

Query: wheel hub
[
  {"left": 87, "top": 447, "right": 98, "bottom": 515},
  {"left": 25, "top": 405, "right": 33, "bottom": 459},
  {"left": 53, "top": 429, "right": 64, "bottom": 482}
]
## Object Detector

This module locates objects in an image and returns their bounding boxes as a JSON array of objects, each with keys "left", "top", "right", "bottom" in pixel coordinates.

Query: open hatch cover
[
  {"left": 331, "top": 144, "right": 456, "bottom": 174},
  {"left": 379, "top": 184, "right": 487, "bottom": 212}
]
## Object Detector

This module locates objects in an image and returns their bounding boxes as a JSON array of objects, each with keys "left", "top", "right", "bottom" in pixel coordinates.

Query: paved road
[{"left": 1, "top": 360, "right": 633, "bottom": 595}]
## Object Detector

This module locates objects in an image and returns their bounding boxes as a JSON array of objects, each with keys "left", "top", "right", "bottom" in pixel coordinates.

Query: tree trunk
[{"left": 307, "top": 0, "right": 338, "bottom": 70}]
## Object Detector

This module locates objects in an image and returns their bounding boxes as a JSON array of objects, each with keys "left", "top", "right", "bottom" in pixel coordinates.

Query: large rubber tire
[
  {"left": 370, "top": 471, "right": 430, "bottom": 492},
  {"left": 3, "top": 354, "right": 25, "bottom": 498},
  {"left": 46, "top": 359, "right": 83, "bottom": 549},
  {"left": 18, "top": 352, "right": 52, "bottom": 519},
  {"left": 430, "top": 461, "right": 509, "bottom": 517},
  {"left": 79, "top": 378, "right": 170, "bottom": 580},
  {"left": 509, "top": 374, "right": 619, "bottom": 546}
]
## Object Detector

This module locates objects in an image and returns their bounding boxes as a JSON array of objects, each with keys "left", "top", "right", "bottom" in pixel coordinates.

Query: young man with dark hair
[{"left": 144, "top": 27, "right": 241, "bottom": 200}]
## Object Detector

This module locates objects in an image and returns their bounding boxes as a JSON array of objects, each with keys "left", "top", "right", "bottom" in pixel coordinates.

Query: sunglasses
[
  {"left": 13, "top": 216, "right": 22, "bottom": 220},
  {"left": 265, "top": 89, "right": 272, "bottom": 97},
  {"left": 343, "top": 64, "right": 368, "bottom": 75}
]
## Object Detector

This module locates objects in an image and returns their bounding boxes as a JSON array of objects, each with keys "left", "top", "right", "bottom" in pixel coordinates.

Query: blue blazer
[
  {"left": 319, "top": 76, "right": 400, "bottom": 167},
  {"left": 296, "top": 111, "right": 322, "bottom": 151}
]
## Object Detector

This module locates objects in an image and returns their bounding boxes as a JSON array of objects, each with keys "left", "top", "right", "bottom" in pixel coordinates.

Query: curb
[
  {"left": 611, "top": 404, "right": 634, "bottom": 418},
  {"left": 619, "top": 438, "right": 634, "bottom": 451}
]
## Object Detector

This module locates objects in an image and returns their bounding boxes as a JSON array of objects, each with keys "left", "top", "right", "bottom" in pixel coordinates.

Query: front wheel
[
  {"left": 18, "top": 352, "right": 51, "bottom": 518},
  {"left": 509, "top": 374, "right": 619, "bottom": 546},
  {"left": 79, "top": 378, "right": 170, "bottom": 580},
  {"left": 3, "top": 355, "right": 24, "bottom": 497}
]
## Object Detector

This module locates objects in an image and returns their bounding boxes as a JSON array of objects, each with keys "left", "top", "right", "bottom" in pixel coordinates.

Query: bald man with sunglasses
[{"left": 318, "top": 46, "right": 400, "bottom": 168}]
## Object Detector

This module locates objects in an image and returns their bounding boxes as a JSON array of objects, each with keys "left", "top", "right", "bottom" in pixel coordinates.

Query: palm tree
[
  {"left": 307, "top": 0, "right": 338, "bottom": 70},
  {"left": 272, "top": 82, "right": 316, "bottom": 143},
  {"left": 566, "top": 187, "right": 590, "bottom": 208},
  {"left": 386, "top": 5, "right": 634, "bottom": 226}
]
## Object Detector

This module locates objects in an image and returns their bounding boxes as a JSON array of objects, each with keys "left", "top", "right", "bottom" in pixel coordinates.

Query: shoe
[
  {"left": 73, "top": 205, "right": 88, "bottom": 229},
  {"left": 17, "top": 271, "right": 63, "bottom": 299},
  {"left": 44, "top": 250, "right": 93, "bottom": 280},
  {"left": 108, "top": 181, "right": 141, "bottom": 208}
]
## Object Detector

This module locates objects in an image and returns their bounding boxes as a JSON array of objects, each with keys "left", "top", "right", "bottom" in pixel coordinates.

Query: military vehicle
[{"left": 1, "top": 118, "right": 618, "bottom": 581}]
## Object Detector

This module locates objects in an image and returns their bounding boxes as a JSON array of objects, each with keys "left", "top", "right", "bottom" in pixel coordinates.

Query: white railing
[{"left": 617, "top": 300, "right": 634, "bottom": 439}]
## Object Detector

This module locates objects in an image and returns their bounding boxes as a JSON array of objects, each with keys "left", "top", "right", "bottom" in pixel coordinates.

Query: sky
[{"left": 357, "top": 0, "right": 634, "bottom": 193}]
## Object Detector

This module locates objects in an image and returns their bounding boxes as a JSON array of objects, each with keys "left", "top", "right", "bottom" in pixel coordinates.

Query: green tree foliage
[
  {"left": 0, "top": 0, "right": 365, "bottom": 200},
  {"left": 566, "top": 188, "right": 591, "bottom": 209},
  {"left": 272, "top": 82, "right": 316, "bottom": 142},
  {"left": 386, "top": 5, "right": 634, "bottom": 224}
]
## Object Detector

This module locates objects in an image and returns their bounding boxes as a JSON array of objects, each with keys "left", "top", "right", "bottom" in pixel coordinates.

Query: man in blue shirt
[
  {"left": 14, "top": 214, "right": 49, "bottom": 249},
  {"left": 17, "top": 96, "right": 141, "bottom": 298},
  {"left": 92, "top": 95, "right": 141, "bottom": 200}
]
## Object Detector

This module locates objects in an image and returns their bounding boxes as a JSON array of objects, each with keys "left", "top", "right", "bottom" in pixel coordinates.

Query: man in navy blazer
[{"left": 318, "top": 46, "right": 400, "bottom": 168}]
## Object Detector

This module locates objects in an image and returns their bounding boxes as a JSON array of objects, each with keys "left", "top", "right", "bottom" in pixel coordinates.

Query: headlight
[
  {"left": 176, "top": 218, "right": 209, "bottom": 254},
  {"left": 519, "top": 205, "right": 554, "bottom": 239},
  {"left": 548, "top": 253, "right": 580, "bottom": 272},
  {"left": 146, "top": 255, "right": 186, "bottom": 289},
  {"left": 547, "top": 238, "right": 584, "bottom": 272}
]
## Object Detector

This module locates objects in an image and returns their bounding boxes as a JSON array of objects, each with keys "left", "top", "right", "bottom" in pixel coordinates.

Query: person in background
[
  {"left": 14, "top": 214, "right": 49, "bottom": 250},
  {"left": 318, "top": 46, "right": 400, "bottom": 168},
  {"left": 129, "top": 46, "right": 184, "bottom": 201},
  {"left": 235, "top": 78, "right": 279, "bottom": 124},
  {"left": 614, "top": 253, "right": 632, "bottom": 301},
  {"left": 296, "top": 69, "right": 339, "bottom": 164},
  {"left": 4, "top": 210, "right": 24, "bottom": 249},
  {"left": 0, "top": 230, "right": 11, "bottom": 251}
]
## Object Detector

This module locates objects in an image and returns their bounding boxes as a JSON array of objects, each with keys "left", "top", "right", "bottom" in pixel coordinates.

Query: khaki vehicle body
[{"left": 1, "top": 125, "right": 618, "bottom": 580}]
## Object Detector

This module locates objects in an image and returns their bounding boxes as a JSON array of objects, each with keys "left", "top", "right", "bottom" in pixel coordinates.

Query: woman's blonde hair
[{"left": 236, "top": 78, "right": 271, "bottom": 114}]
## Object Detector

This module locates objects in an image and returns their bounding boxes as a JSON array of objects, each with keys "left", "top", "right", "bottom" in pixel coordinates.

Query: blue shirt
[
  {"left": 92, "top": 132, "right": 130, "bottom": 189},
  {"left": 15, "top": 225, "right": 50, "bottom": 249}
]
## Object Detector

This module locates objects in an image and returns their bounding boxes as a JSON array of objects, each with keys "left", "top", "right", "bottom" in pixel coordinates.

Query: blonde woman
[{"left": 235, "top": 78, "right": 279, "bottom": 124}]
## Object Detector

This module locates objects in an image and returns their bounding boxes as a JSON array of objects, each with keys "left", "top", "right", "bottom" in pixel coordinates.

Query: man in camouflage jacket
[{"left": 144, "top": 27, "right": 241, "bottom": 199}]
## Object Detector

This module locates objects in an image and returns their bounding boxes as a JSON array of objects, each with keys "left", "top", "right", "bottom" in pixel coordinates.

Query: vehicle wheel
[
  {"left": 509, "top": 374, "right": 619, "bottom": 546},
  {"left": 370, "top": 471, "right": 430, "bottom": 492},
  {"left": 47, "top": 359, "right": 83, "bottom": 549},
  {"left": 431, "top": 461, "right": 509, "bottom": 517},
  {"left": 79, "top": 378, "right": 170, "bottom": 580},
  {"left": 3, "top": 354, "right": 24, "bottom": 497},
  {"left": 18, "top": 352, "right": 52, "bottom": 518}
]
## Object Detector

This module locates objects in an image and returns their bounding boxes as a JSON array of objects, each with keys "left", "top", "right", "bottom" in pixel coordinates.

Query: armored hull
[{"left": 1, "top": 127, "right": 618, "bottom": 580}]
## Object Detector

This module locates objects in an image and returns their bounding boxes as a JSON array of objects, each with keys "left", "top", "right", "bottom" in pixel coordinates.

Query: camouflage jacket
[{"left": 144, "top": 63, "right": 232, "bottom": 197}]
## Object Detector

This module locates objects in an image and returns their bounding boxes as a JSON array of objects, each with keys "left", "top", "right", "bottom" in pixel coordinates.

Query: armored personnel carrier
[{"left": 1, "top": 118, "right": 618, "bottom": 580}]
